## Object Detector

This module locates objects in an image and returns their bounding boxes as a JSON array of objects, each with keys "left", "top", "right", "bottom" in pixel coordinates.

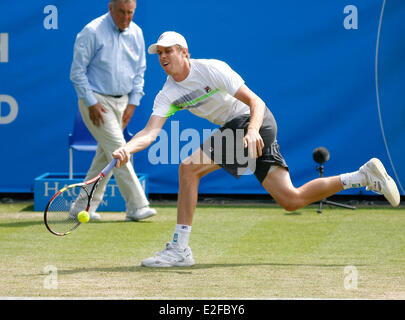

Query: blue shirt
[{"left": 70, "top": 12, "right": 146, "bottom": 107}]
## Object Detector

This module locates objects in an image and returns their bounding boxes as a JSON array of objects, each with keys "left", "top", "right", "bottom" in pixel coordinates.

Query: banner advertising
[{"left": 0, "top": 0, "right": 404, "bottom": 195}]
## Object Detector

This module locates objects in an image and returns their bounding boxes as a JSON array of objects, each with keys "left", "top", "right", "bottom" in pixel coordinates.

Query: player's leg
[
  {"left": 261, "top": 166, "right": 343, "bottom": 212},
  {"left": 141, "top": 148, "right": 220, "bottom": 267},
  {"left": 252, "top": 108, "right": 400, "bottom": 209},
  {"left": 262, "top": 157, "right": 400, "bottom": 211},
  {"left": 177, "top": 148, "right": 221, "bottom": 225}
]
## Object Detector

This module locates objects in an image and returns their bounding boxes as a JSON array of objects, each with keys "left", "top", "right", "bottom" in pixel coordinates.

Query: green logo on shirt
[{"left": 166, "top": 88, "right": 220, "bottom": 117}]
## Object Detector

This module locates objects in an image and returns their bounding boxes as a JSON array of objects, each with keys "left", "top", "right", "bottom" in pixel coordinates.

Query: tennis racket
[{"left": 44, "top": 158, "right": 117, "bottom": 236}]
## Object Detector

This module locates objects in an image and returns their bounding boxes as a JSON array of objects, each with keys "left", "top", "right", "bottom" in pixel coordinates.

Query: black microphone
[{"left": 312, "top": 147, "right": 330, "bottom": 164}]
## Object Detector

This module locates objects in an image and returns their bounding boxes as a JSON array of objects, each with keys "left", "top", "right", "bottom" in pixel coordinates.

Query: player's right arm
[{"left": 113, "top": 115, "right": 167, "bottom": 167}]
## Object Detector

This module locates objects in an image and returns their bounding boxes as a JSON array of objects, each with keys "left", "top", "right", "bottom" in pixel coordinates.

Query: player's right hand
[
  {"left": 243, "top": 128, "right": 264, "bottom": 159},
  {"left": 112, "top": 147, "right": 131, "bottom": 167}
]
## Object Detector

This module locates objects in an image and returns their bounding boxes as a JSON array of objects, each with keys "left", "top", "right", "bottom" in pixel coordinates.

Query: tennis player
[{"left": 113, "top": 31, "right": 400, "bottom": 267}]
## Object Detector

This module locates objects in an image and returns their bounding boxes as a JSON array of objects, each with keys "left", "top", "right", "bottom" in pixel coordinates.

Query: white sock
[
  {"left": 340, "top": 171, "right": 367, "bottom": 189},
  {"left": 172, "top": 224, "right": 192, "bottom": 248}
]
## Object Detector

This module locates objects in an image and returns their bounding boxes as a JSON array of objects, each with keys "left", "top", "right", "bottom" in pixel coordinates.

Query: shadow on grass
[
  {"left": 21, "top": 204, "right": 35, "bottom": 212},
  {"left": 0, "top": 220, "right": 44, "bottom": 228},
  {"left": 42, "top": 262, "right": 368, "bottom": 276},
  {"left": 0, "top": 219, "right": 152, "bottom": 228},
  {"left": 284, "top": 211, "right": 302, "bottom": 216}
]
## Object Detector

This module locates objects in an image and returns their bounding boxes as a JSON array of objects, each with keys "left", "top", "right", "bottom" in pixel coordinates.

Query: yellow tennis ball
[{"left": 77, "top": 210, "right": 90, "bottom": 223}]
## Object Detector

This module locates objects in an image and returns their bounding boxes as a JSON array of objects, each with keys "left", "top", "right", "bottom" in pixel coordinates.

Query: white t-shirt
[{"left": 152, "top": 59, "right": 250, "bottom": 126}]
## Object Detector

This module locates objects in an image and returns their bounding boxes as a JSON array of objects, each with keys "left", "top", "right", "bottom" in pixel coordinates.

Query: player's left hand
[{"left": 243, "top": 128, "right": 264, "bottom": 159}]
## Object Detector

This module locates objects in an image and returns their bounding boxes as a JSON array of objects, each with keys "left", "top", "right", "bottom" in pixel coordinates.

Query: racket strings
[
  {"left": 43, "top": 159, "right": 116, "bottom": 236},
  {"left": 45, "top": 184, "right": 93, "bottom": 235}
]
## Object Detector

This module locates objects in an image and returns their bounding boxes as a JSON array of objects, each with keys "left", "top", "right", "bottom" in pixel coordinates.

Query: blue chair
[{"left": 68, "top": 110, "right": 133, "bottom": 179}]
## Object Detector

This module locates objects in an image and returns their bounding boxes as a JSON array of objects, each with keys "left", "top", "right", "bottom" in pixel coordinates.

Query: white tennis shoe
[
  {"left": 141, "top": 242, "right": 195, "bottom": 267},
  {"left": 88, "top": 211, "right": 101, "bottom": 221},
  {"left": 359, "top": 158, "right": 400, "bottom": 207},
  {"left": 68, "top": 198, "right": 101, "bottom": 221},
  {"left": 126, "top": 206, "right": 157, "bottom": 221},
  {"left": 69, "top": 209, "right": 101, "bottom": 221}
]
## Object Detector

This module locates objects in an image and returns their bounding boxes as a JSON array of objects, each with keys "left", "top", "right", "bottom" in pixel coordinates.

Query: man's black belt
[{"left": 95, "top": 92, "right": 123, "bottom": 98}]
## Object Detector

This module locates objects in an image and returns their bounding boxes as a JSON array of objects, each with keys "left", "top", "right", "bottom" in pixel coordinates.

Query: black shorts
[{"left": 201, "top": 108, "right": 288, "bottom": 183}]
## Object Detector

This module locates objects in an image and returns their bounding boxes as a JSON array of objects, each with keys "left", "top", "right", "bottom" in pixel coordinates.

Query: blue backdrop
[{"left": 1, "top": 0, "right": 404, "bottom": 195}]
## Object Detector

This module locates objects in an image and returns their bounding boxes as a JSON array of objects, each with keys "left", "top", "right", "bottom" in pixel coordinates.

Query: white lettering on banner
[
  {"left": 0, "top": 33, "right": 8, "bottom": 62},
  {"left": 43, "top": 5, "right": 58, "bottom": 30},
  {"left": 0, "top": 95, "right": 18, "bottom": 124},
  {"left": 44, "top": 182, "right": 60, "bottom": 197},
  {"left": 108, "top": 184, "right": 119, "bottom": 197},
  {"left": 44, "top": 182, "right": 125, "bottom": 199},
  {"left": 343, "top": 5, "right": 358, "bottom": 30}
]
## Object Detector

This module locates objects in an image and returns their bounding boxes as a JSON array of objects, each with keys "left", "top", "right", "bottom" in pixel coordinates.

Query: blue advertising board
[
  {"left": 0, "top": 0, "right": 404, "bottom": 196},
  {"left": 33, "top": 173, "right": 148, "bottom": 211}
]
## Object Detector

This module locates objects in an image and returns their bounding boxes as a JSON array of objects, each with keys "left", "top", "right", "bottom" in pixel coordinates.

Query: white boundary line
[
  {"left": 375, "top": 0, "right": 404, "bottom": 194},
  {"left": 0, "top": 296, "right": 365, "bottom": 300}
]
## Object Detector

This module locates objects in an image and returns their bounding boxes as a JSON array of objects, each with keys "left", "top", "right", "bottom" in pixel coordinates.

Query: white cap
[{"left": 148, "top": 31, "right": 188, "bottom": 54}]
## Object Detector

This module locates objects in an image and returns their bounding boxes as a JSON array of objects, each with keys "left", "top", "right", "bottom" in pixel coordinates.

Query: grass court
[{"left": 0, "top": 200, "right": 404, "bottom": 299}]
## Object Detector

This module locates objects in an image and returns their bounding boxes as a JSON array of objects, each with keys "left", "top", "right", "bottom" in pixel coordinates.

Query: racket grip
[{"left": 102, "top": 158, "right": 118, "bottom": 176}]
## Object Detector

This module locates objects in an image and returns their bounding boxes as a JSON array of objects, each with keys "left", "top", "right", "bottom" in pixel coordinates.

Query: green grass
[{"left": 0, "top": 201, "right": 404, "bottom": 299}]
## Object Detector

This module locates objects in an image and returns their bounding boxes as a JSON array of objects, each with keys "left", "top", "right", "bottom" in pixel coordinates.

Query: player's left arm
[
  {"left": 113, "top": 115, "right": 167, "bottom": 167},
  {"left": 234, "top": 84, "right": 266, "bottom": 158}
]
